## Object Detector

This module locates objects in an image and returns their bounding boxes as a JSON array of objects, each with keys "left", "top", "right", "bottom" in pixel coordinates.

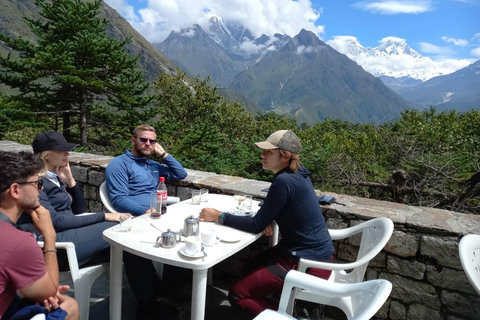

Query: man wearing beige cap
[{"left": 200, "top": 130, "right": 335, "bottom": 317}]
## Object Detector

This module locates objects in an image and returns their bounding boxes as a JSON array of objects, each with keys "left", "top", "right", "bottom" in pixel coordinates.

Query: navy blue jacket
[
  {"left": 222, "top": 166, "right": 335, "bottom": 262},
  {"left": 18, "top": 177, "right": 104, "bottom": 235}
]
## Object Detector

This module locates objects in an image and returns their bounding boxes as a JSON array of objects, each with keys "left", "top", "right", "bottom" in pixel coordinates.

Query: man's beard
[
  {"left": 19, "top": 196, "right": 40, "bottom": 211},
  {"left": 134, "top": 143, "right": 152, "bottom": 158}
]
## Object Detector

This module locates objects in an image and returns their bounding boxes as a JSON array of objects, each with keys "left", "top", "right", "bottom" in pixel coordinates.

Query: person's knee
[
  {"left": 61, "top": 296, "right": 79, "bottom": 320},
  {"left": 228, "top": 282, "right": 245, "bottom": 308}
]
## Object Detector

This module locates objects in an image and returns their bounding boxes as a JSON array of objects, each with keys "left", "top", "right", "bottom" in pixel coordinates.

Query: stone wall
[{"left": 2, "top": 140, "right": 480, "bottom": 319}]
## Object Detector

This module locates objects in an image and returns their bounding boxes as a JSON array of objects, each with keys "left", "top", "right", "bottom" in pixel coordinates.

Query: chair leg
[
  {"left": 73, "top": 280, "right": 92, "bottom": 320},
  {"left": 153, "top": 261, "right": 164, "bottom": 280}
]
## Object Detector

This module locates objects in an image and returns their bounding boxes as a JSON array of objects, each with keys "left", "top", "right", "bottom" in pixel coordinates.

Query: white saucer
[
  {"left": 217, "top": 232, "right": 241, "bottom": 243},
  {"left": 179, "top": 246, "right": 205, "bottom": 258}
]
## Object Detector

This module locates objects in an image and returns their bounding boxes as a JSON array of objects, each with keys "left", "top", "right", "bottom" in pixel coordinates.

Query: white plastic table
[{"left": 103, "top": 194, "right": 264, "bottom": 320}]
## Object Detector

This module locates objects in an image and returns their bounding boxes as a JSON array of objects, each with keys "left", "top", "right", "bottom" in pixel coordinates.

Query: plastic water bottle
[{"left": 157, "top": 177, "right": 168, "bottom": 214}]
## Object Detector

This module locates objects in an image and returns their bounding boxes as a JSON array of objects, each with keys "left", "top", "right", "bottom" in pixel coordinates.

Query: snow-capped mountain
[
  {"left": 203, "top": 14, "right": 290, "bottom": 58},
  {"left": 327, "top": 36, "right": 444, "bottom": 81}
]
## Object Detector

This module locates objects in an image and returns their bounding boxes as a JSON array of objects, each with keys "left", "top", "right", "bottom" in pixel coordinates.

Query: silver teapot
[
  {"left": 155, "top": 229, "right": 181, "bottom": 248},
  {"left": 183, "top": 215, "right": 200, "bottom": 237}
]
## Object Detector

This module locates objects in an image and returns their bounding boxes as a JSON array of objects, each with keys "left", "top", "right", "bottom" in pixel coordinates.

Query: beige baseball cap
[{"left": 255, "top": 130, "right": 301, "bottom": 153}]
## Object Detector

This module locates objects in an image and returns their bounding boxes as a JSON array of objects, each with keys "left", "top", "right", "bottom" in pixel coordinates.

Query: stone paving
[{"left": 72, "top": 266, "right": 255, "bottom": 320}]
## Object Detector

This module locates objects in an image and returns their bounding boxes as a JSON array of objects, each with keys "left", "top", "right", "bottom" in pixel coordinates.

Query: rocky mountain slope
[
  {"left": 157, "top": 18, "right": 411, "bottom": 124},
  {"left": 0, "top": 0, "right": 177, "bottom": 83},
  {"left": 400, "top": 59, "right": 480, "bottom": 111}
]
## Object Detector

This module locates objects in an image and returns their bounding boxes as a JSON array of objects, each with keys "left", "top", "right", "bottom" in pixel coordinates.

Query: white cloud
[
  {"left": 471, "top": 47, "right": 480, "bottom": 58},
  {"left": 327, "top": 36, "right": 363, "bottom": 53},
  {"left": 105, "top": 0, "right": 324, "bottom": 44},
  {"left": 181, "top": 29, "right": 196, "bottom": 38},
  {"left": 380, "top": 36, "right": 406, "bottom": 43},
  {"left": 473, "top": 33, "right": 480, "bottom": 42},
  {"left": 418, "top": 42, "right": 454, "bottom": 55},
  {"left": 353, "top": 1, "right": 432, "bottom": 14},
  {"left": 296, "top": 45, "right": 316, "bottom": 55},
  {"left": 238, "top": 40, "right": 267, "bottom": 56},
  {"left": 441, "top": 36, "right": 468, "bottom": 46}
]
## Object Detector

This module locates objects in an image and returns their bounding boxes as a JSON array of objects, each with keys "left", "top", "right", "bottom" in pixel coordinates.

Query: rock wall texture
[{"left": 1, "top": 140, "right": 479, "bottom": 319}]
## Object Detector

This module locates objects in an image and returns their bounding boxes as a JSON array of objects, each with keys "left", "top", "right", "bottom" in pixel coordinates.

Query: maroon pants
[{"left": 228, "top": 246, "right": 333, "bottom": 315}]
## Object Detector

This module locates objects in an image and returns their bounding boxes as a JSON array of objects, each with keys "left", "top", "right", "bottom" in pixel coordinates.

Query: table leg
[
  {"left": 109, "top": 245, "right": 123, "bottom": 320},
  {"left": 191, "top": 269, "right": 208, "bottom": 320}
]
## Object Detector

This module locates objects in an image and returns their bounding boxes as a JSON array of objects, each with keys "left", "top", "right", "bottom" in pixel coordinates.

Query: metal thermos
[
  {"left": 183, "top": 215, "right": 200, "bottom": 237},
  {"left": 155, "top": 229, "right": 181, "bottom": 248}
]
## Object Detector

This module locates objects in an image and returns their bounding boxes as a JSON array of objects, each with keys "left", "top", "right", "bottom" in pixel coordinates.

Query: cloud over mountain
[{"left": 106, "top": 0, "right": 324, "bottom": 44}]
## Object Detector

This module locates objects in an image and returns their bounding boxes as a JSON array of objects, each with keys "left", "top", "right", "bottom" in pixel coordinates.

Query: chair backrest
[
  {"left": 39, "top": 240, "right": 108, "bottom": 320},
  {"left": 278, "top": 270, "right": 392, "bottom": 320},
  {"left": 459, "top": 234, "right": 480, "bottom": 295},
  {"left": 327, "top": 217, "right": 394, "bottom": 283},
  {"left": 99, "top": 181, "right": 118, "bottom": 213}
]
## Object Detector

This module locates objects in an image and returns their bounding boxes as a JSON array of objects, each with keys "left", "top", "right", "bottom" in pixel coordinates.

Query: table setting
[{"left": 103, "top": 193, "right": 264, "bottom": 320}]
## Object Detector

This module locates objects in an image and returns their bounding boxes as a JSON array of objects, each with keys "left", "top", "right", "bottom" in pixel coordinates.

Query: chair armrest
[
  {"left": 297, "top": 257, "right": 366, "bottom": 273},
  {"left": 38, "top": 241, "right": 76, "bottom": 250},
  {"left": 38, "top": 241, "right": 80, "bottom": 276},
  {"left": 278, "top": 271, "right": 331, "bottom": 312},
  {"left": 75, "top": 212, "right": 97, "bottom": 217},
  {"left": 166, "top": 196, "right": 180, "bottom": 205}
]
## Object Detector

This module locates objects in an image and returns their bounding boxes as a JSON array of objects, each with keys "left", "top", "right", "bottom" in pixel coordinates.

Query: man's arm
[
  {"left": 153, "top": 144, "right": 187, "bottom": 181},
  {"left": 19, "top": 205, "right": 59, "bottom": 301},
  {"left": 39, "top": 190, "right": 104, "bottom": 231}
]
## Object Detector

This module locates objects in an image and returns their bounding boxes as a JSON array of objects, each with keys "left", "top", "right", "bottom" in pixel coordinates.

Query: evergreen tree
[{"left": 0, "top": 0, "right": 152, "bottom": 144}]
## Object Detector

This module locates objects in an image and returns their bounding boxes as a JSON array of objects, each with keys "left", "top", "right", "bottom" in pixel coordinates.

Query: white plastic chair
[
  {"left": 459, "top": 234, "right": 480, "bottom": 295},
  {"left": 287, "top": 217, "right": 394, "bottom": 314},
  {"left": 254, "top": 270, "right": 392, "bottom": 320},
  {"left": 38, "top": 241, "right": 108, "bottom": 320},
  {"left": 99, "top": 181, "right": 180, "bottom": 213}
]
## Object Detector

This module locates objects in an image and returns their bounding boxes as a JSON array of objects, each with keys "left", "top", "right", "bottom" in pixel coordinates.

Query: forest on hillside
[{"left": 1, "top": 0, "right": 479, "bottom": 215}]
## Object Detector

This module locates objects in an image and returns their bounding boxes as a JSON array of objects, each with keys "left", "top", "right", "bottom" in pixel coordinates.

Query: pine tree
[{"left": 0, "top": 0, "right": 152, "bottom": 144}]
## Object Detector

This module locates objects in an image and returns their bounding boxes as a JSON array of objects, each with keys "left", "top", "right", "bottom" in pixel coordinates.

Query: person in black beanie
[{"left": 18, "top": 131, "right": 178, "bottom": 320}]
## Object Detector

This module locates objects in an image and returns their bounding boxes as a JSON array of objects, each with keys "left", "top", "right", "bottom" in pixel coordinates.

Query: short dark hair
[{"left": 0, "top": 151, "right": 43, "bottom": 202}]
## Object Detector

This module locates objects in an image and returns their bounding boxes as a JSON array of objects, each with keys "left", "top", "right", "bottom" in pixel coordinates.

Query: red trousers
[{"left": 228, "top": 246, "right": 333, "bottom": 315}]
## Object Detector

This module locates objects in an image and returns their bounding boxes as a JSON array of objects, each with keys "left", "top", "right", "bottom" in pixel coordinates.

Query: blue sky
[
  {"left": 105, "top": 0, "right": 480, "bottom": 75},
  {"left": 314, "top": 1, "right": 479, "bottom": 60}
]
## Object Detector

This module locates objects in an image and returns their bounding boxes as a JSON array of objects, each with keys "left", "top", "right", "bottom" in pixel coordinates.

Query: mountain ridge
[{"left": 0, "top": 0, "right": 177, "bottom": 83}]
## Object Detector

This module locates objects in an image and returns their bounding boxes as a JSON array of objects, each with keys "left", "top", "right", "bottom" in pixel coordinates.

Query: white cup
[
  {"left": 201, "top": 228, "right": 216, "bottom": 247},
  {"left": 192, "top": 190, "right": 201, "bottom": 205},
  {"left": 185, "top": 236, "right": 202, "bottom": 255},
  {"left": 200, "top": 188, "right": 209, "bottom": 202},
  {"left": 242, "top": 195, "right": 253, "bottom": 210}
]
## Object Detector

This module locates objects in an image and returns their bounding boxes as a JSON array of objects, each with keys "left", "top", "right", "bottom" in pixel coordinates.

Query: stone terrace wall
[{"left": 2, "top": 140, "right": 480, "bottom": 319}]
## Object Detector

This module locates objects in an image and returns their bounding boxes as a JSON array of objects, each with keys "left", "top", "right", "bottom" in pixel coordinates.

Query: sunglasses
[
  {"left": 138, "top": 137, "right": 157, "bottom": 145},
  {"left": 16, "top": 180, "right": 43, "bottom": 190}
]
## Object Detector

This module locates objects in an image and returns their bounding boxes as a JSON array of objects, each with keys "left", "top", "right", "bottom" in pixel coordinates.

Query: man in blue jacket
[{"left": 105, "top": 124, "right": 187, "bottom": 215}]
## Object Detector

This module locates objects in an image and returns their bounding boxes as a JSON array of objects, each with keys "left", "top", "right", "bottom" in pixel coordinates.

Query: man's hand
[
  {"left": 199, "top": 208, "right": 222, "bottom": 222},
  {"left": 153, "top": 143, "right": 168, "bottom": 158},
  {"left": 42, "top": 285, "right": 70, "bottom": 312},
  {"left": 56, "top": 162, "right": 76, "bottom": 188},
  {"left": 43, "top": 285, "right": 80, "bottom": 320},
  {"left": 26, "top": 205, "right": 55, "bottom": 241},
  {"left": 262, "top": 224, "right": 273, "bottom": 236}
]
